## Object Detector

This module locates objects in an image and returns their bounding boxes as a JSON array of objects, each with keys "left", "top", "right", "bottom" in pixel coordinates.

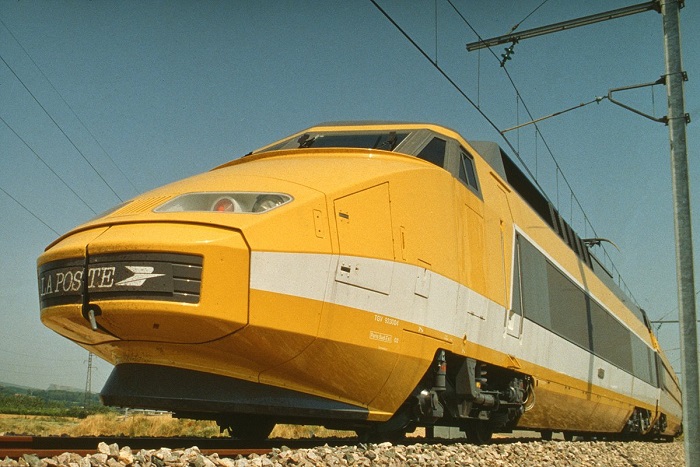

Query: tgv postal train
[{"left": 37, "top": 122, "right": 682, "bottom": 442}]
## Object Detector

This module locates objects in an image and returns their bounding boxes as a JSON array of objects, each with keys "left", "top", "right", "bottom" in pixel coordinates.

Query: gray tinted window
[
  {"left": 515, "top": 236, "right": 551, "bottom": 328},
  {"left": 514, "top": 234, "right": 654, "bottom": 383},
  {"left": 459, "top": 150, "right": 479, "bottom": 190},
  {"left": 417, "top": 138, "right": 446, "bottom": 167},
  {"left": 547, "top": 265, "right": 591, "bottom": 350},
  {"left": 298, "top": 132, "right": 408, "bottom": 150},
  {"left": 590, "top": 301, "right": 632, "bottom": 372}
]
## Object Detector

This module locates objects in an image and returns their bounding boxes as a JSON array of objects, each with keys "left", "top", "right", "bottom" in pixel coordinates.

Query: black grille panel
[{"left": 38, "top": 252, "right": 203, "bottom": 308}]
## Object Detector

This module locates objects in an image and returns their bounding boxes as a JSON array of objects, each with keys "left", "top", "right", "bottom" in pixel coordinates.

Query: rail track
[
  {"left": 1, "top": 434, "right": 683, "bottom": 466},
  {"left": 0, "top": 434, "right": 327, "bottom": 459},
  {"left": 0, "top": 433, "right": 529, "bottom": 459}
]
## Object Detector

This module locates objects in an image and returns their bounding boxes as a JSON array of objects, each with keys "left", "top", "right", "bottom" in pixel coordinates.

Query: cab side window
[
  {"left": 459, "top": 149, "right": 479, "bottom": 192},
  {"left": 417, "top": 138, "right": 446, "bottom": 168}
]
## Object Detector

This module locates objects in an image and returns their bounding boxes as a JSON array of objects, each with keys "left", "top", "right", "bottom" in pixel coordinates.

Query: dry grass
[
  {"left": 0, "top": 414, "right": 81, "bottom": 436},
  {"left": 66, "top": 413, "right": 221, "bottom": 437},
  {"left": 0, "top": 413, "right": 355, "bottom": 439},
  {"left": 270, "top": 424, "right": 354, "bottom": 439}
]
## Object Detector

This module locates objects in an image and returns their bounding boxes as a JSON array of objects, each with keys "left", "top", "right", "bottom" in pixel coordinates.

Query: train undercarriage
[
  {"left": 101, "top": 349, "right": 673, "bottom": 443},
  {"left": 341, "top": 350, "right": 535, "bottom": 443}
]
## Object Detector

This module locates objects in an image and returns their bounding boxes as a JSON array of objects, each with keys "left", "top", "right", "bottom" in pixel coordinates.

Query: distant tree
[{"left": 0, "top": 384, "right": 109, "bottom": 416}]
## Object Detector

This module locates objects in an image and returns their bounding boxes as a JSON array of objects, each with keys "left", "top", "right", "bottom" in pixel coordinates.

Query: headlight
[
  {"left": 211, "top": 196, "right": 241, "bottom": 212},
  {"left": 252, "top": 194, "right": 286, "bottom": 212},
  {"left": 155, "top": 192, "right": 292, "bottom": 214}
]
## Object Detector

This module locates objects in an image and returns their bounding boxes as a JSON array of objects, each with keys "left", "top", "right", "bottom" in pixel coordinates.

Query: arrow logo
[{"left": 115, "top": 266, "right": 165, "bottom": 287}]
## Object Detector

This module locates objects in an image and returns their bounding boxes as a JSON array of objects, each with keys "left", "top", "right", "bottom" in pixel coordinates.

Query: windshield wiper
[
  {"left": 297, "top": 133, "right": 317, "bottom": 148},
  {"left": 377, "top": 131, "right": 398, "bottom": 150}
]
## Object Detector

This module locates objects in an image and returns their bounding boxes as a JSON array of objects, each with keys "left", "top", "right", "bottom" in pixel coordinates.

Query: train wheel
[
  {"left": 224, "top": 416, "right": 275, "bottom": 440},
  {"left": 540, "top": 430, "right": 553, "bottom": 441},
  {"left": 465, "top": 421, "right": 493, "bottom": 445},
  {"left": 563, "top": 432, "right": 574, "bottom": 441}
]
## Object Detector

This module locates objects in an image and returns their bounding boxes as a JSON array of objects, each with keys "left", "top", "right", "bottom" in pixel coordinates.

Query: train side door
[
  {"left": 489, "top": 181, "right": 519, "bottom": 339},
  {"left": 456, "top": 148, "right": 486, "bottom": 298},
  {"left": 508, "top": 234, "right": 525, "bottom": 339}
]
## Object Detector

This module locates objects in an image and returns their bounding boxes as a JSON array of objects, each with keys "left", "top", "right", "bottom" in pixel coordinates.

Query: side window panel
[
  {"left": 547, "top": 264, "right": 590, "bottom": 350},
  {"left": 515, "top": 234, "right": 551, "bottom": 328},
  {"left": 417, "top": 138, "right": 446, "bottom": 168},
  {"left": 459, "top": 150, "right": 479, "bottom": 191},
  {"left": 515, "top": 233, "right": 655, "bottom": 384},
  {"left": 590, "top": 300, "right": 633, "bottom": 373}
]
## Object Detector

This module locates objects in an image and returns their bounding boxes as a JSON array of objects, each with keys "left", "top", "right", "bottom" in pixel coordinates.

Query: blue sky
[{"left": 0, "top": 1, "right": 698, "bottom": 391}]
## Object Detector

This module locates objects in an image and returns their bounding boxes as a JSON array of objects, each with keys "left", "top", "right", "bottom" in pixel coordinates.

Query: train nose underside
[
  {"left": 39, "top": 222, "right": 249, "bottom": 346},
  {"left": 37, "top": 220, "right": 372, "bottom": 426}
]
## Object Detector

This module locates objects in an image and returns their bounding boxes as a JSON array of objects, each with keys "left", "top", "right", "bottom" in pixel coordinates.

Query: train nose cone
[{"left": 39, "top": 222, "right": 250, "bottom": 344}]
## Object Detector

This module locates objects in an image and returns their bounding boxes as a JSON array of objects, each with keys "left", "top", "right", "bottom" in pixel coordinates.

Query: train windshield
[{"left": 257, "top": 131, "right": 410, "bottom": 153}]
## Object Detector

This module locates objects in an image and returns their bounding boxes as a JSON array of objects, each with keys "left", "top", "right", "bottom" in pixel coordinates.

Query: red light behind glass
[{"left": 212, "top": 197, "right": 235, "bottom": 212}]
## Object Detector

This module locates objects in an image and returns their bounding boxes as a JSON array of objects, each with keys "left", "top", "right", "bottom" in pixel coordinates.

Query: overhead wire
[
  {"left": 440, "top": 0, "right": 564, "bottom": 207},
  {"left": 490, "top": 22, "right": 641, "bottom": 302},
  {"left": 508, "top": 0, "right": 552, "bottom": 33},
  {"left": 434, "top": 0, "right": 439, "bottom": 64},
  {"left": 451, "top": 6, "right": 648, "bottom": 302},
  {"left": 445, "top": 0, "right": 637, "bottom": 298},
  {"left": 368, "top": 0, "right": 537, "bottom": 180},
  {"left": 1, "top": 116, "right": 97, "bottom": 215},
  {"left": 0, "top": 52, "right": 124, "bottom": 204},
  {"left": 0, "top": 16, "right": 127, "bottom": 390},
  {"left": 373, "top": 0, "right": 638, "bottom": 305},
  {"left": 0, "top": 17, "right": 140, "bottom": 197},
  {"left": 447, "top": 0, "right": 587, "bottom": 210},
  {"left": 654, "top": 288, "right": 700, "bottom": 329},
  {"left": 446, "top": 0, "right": 576, "bottom": 206},
  {"left": 373, "top": 0, "right": 586, "bottom": 228},
  {"left": 500, "top": 96, "right": 607, "bottom": 133},
  {"left": 0, "top": 184, "right": 60, "bottom": 236}
]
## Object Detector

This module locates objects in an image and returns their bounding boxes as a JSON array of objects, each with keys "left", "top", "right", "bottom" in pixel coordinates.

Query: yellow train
[{"left": 37, "top": 122, "right": 682, "bottom": 442}]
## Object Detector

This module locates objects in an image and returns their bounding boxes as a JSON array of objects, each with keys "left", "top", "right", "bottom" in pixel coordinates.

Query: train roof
[
  {"left": 245, "top": 121, "right": 648, "bottom": 326},
  {"left": 250, "top": 121, "right": 463, "bottom": 155}
]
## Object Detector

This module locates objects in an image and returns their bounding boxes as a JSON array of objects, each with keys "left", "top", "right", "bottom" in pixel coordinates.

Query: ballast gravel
[{"left": 1, "top": 440, "right": 685, "bottom": 467}]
